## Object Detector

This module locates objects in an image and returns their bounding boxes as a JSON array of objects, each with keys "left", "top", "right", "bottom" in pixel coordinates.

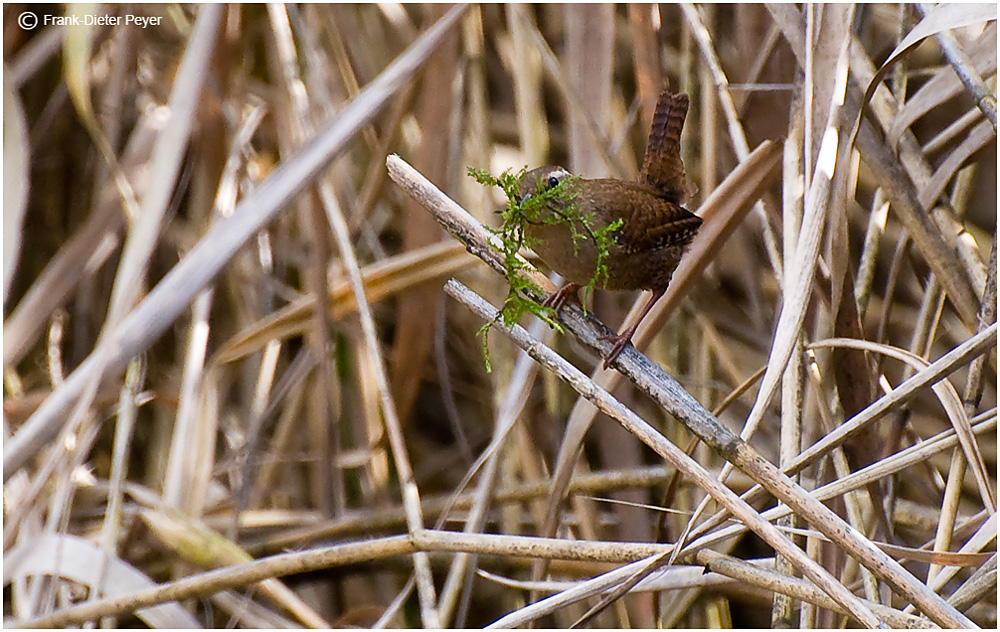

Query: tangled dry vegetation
[{"left": 3, "top": 3, "right": 997, "bottom": 629}]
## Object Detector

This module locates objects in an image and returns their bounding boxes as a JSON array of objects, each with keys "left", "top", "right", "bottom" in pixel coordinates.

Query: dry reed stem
[
  {"left": 917, "top": 3, "right": 998, "bottom": 130},
  {"left": 685, "top": 411, "right": 996, "bottom": 553},
  {"left": 4, "top": 5, "right": 994, "bottom": 628},
  {"left": 3, "top": 3, "right": 469, "bottom": 480},
  {"left": 437, "top": 319, "right": 553, "bottom": 626},
  {"left": 687, "top": 327, "right": 997, "bottom": 548},
  {"left": 484, "top": 549, "right": 939, "bottom": 629},
  {"left": 12, "top": 526, "right": 920, "bottom": 629}
]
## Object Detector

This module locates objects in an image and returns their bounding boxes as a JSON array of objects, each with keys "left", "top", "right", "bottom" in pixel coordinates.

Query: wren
[{"left": 516, "top": 89, "right": 702, "bottom": 369}]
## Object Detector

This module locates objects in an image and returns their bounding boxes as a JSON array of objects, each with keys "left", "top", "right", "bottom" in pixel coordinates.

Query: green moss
[{"left": 468, "top": 166, "right": 621, "bottom": 372}]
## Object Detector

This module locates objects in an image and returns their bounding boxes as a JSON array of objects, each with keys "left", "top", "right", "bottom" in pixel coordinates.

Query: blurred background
[{"left": 4, "top": 3, "right": 996, "bottom": 628}]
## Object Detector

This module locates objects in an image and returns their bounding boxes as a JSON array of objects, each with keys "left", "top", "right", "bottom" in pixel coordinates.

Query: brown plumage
[
  {"left": 516, "top": 89, "right": 701, "bottom": 368},
  {"left": 640, "top": 91, "right": 689, "bottom": 201}
]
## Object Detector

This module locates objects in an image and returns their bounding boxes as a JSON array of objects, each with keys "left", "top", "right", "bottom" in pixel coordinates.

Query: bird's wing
[{"left": 583, "top": 180, "right": 702, "bottom": 254}]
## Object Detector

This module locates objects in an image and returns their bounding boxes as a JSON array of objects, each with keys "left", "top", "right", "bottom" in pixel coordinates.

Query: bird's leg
[
  {"left": 599, "top": 289, "right": 665, "bottom": 369},
  {"left": 542, "top": 282, "right": 583, "bottom": 312}
]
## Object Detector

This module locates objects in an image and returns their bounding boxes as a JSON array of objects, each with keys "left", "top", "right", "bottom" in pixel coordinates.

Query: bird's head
[{"left": 516, "top": 166, "right": 573, "bottom": 204}]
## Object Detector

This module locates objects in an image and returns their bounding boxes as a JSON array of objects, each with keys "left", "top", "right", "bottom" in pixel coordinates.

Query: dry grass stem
[{"left": 5, "top": 5, "right": 994, "bottom": 629}]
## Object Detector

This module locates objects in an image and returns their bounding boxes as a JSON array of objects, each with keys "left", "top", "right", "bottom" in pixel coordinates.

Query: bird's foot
[
  {"left": 542, "top": 283, "right": 582, "bottom": 312},
  {"left": 597, "top": 289, "right": 665, "bottom": 370},
  {"left": 598, "top": 332, "right": 632, "bottom": 369}
]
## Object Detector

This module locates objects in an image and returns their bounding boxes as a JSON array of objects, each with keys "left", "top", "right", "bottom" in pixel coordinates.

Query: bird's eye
[{"left": 547, "top": 176, "right": 560, "bottom": 188}]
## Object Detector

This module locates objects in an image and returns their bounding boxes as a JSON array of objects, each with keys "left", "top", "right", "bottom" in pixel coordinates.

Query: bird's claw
[
  {"left": 542, "top": 283, "right": 582, "bottom": 312},
  {"left": 598, "top": 333, "right": 630, "bottom": 369}
]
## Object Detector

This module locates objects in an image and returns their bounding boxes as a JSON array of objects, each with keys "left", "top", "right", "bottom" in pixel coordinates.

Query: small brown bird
[{"left": 517, "top": 89, "right": 702, "bottom": 368}]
